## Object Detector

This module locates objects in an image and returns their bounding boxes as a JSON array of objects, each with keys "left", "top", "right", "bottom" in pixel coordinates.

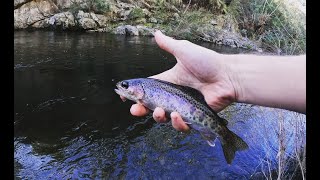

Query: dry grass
[
  {"left": 228, "top": 0, "right": 306, "bottom": 55},
  {"left": 257, "top": 107, "right": 306, "bottom": 179}
]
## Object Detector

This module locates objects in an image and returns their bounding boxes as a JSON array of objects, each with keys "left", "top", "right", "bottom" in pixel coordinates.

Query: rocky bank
[{"left": 14, "top": 0, "right": 261, "bottom": 50}]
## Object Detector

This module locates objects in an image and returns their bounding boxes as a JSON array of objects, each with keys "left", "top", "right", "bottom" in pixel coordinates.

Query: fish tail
[{"left": 219, "top": 126, "right": 249, "bottom": 164}]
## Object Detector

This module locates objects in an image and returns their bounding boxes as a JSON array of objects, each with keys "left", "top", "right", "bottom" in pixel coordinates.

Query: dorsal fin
[{"left": 220, "top": 117, "right": 228, "bottom": 126}]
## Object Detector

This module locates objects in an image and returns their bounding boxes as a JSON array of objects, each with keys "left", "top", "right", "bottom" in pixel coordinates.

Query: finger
[
  {"left": 130, "top": 104, "right": 149, "bottom": 116},
  {"left": 152, "top": 107, "right": 168, "bottom": 123},
  {"left": 119, "top": 95, "right": 126, "bottom": 102},
  {"left": 171, "top": 112, "right": 190, "bottom": 132},
  {"left": 154, "top": 30, "right": 181, "bottom": 56}
]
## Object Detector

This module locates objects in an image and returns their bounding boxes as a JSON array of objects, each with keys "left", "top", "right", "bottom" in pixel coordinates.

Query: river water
[{"left": 14, "top": 31, "right": 306, "bottom": 179}]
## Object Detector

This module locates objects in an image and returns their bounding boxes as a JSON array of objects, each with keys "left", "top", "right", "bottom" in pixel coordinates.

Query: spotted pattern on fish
[{"left": 115, "top": 78, "right": 249, "bottom": 164}]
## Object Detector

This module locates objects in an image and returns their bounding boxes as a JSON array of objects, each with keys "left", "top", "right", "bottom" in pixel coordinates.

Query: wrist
[{"left": 221, "top": 54, "right": 246, "bottom": 103}]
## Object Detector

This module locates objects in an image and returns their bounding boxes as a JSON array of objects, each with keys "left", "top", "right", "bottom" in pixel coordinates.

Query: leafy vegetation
[
  {"left": 67, "top": 0, "right": 305, "bottom": 54},
  {"left": 69, "top": 0, "right": 110, "bottom": 14},
  {"left": 128, "top": 7, "right": 145, "bottom": 20}
]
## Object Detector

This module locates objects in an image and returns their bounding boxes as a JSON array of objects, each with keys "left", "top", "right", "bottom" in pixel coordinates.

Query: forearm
[{"left": 226, "top": 54, "right": 306, "bottom": 114}]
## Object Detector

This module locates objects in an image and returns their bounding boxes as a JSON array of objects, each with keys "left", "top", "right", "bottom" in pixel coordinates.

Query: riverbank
[{"left": 14, "top": 0, "right": 305, "bottom": 54}]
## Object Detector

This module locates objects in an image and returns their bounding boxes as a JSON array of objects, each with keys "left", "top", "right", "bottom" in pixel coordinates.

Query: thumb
[{"left": 154, "top": 30, "right": 183, "bottom": 56}]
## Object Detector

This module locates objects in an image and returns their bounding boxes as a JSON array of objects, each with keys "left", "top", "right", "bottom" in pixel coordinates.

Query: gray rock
[
  {"left": 14, "top": 0, "right": 59, "bottom": 29},
  {"left": 240, "top": 29, "right": 247, "bottom": 37},
  {"left": 137, "top": 25, "right": 155, "bottom": 36},
  {"left": 55, "top": 0, "right": 88, "bottom": 10},
  {"left": 173, "top": 13, "right": 180, "bottom": 20},
  {"left": 142, "top": 8, "right": 151, "bottom": 18},
  {"left": 76, "top": 11, "right": 97, "bottom": 29},
  {"left": 157, "top": 19, "right": 164, "bottom": 24},
  {"left": 29, "top": 11, "right": 108, "bottom": 30},
  {"left": 113, "top": 25, "right": 126, "bottom": 35},
  {"left": 118, "top": 10, "right": 132, "bottom": 21},
  {"left": 31, "top": 19, "right": 50, "bottom": 28},
  {"left": 125, "top": 25, "right": 139, "bottom": 36},
  {"left": 135, "top": 18, "right": 146, "bottom": 24},
  {"left": 77, "top": 10, "right": 90, "bottom": 19},
  {"left": 87, "top": 28, "right": 109, "bottom": 32},
  {"left": 14, "top": 0, "right": 31, "bottom": 9},
  {"left": 78, "top": 18, "right": 97, "bottom": 29},
  {"left": 48, "top": 11, "right": 76, "bottom": 29},
  {"left": 89, "top": 12, "right": 108, "bottom": 27},
  {"left": 149, "top": 17, "right": 157, "bottom": 23},
  {"left": 114, "top": 25, "right": 139, "bottom": 36},
  {"left": 116, "top": 2, "right": 135, "bottom": 10},
  {"left": 222, "top": 38, "right": 237, "bottom": 47},
  {"left": 210, "top": 19, "right": 217, "bottom": 26},
  {"left": 76, "top": 10, "right": 109, "bottom": 29}
]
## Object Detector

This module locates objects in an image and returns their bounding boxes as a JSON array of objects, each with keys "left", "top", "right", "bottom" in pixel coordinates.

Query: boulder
[
  {"left": 46, "top": 11, "right": 76, "bottom": 29},
  {"left": 77, "top": 10, "right": 97, "bottom": 29},
  {"left": 113, "top": 25, "right": 139, "bottom": 36},
  {"left": 14, "top": 0, "right": 31, "bottom": 9},
  {"left": 137, "top": 25, "right": 155, "bottom": 36},
  {"left": 14, "top": 0, "right": 59, "bottom": 29}
]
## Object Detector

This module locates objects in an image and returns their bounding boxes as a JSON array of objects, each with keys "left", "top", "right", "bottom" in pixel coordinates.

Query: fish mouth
[
  {"left": 114, "top": 82, "right": 127, "bottom": 101},
  {"left": 114, "top": 82, "right": 123, "bottom": 95}
]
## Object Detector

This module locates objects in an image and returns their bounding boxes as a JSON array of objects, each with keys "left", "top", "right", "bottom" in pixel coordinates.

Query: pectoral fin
[
  {"left": 200, "top": 131, "right": 217, "bottom": 147},
  {"left": 190, "top": 123, "right": 218, "bottom": 147}
]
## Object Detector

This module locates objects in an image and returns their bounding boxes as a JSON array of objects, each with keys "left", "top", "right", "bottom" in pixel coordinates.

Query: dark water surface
[{"left": 14, "top": 31, "right": 306, "bottom": 179}]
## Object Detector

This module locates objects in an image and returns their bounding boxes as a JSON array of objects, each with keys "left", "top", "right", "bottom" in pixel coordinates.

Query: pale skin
[{"left": 121, "top": 30, "right": 306, "bottom": 132}]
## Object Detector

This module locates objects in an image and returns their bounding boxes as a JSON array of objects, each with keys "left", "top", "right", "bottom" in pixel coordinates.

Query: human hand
[{"left": 125, "top": 30, "right": 239, "bottom": 131}]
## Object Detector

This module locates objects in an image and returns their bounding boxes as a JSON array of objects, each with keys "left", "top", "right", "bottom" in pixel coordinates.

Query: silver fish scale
[{"left": 140, "top": 78, "right": 221, "bottom": 131}]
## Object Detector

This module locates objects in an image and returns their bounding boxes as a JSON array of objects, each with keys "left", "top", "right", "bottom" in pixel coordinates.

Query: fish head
[{"left": 114, "top": 79, "right": 145, "bottom": 102}]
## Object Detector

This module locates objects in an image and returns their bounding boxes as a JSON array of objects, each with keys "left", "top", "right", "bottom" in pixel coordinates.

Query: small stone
[
  {"left": 210, "top": 19, "right": 217, "bottom": 26},
  {"left": 149, "top": 17, "right": 157, "bottom": 23},
  {"left": 135, "top": 18, "right": 146, "bottom": 24},
  {"left": 173, "top": 13, "right": 180, "bottom": 20},
  {"left": 240, "top": 29, "right": 247, "bottom": 37}
]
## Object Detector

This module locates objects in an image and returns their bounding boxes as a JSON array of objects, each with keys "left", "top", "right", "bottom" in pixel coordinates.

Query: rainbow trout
[{"left": 115, "top": 78, "right": 248, "bottom": 164}]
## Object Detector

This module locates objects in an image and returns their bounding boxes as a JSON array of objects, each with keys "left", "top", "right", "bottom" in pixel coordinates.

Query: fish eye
[{"left": 121, "top": 81, "right": 129, "bottom": 89}]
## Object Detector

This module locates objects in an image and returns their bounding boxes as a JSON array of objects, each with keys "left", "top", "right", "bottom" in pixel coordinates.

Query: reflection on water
[{"left": 14, "top": 31, "right": 305, "bottom": 179}]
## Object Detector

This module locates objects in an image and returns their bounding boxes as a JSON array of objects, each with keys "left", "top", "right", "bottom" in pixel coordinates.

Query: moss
[
  {"left": 143, "top": 23, "right": 154, "bottom": 28},
  {"left": 93, "top": 0, "right": 110, "bottom": 14},
  {"left": 129, "top": 7, "right": 145, "bottom": 20}
]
